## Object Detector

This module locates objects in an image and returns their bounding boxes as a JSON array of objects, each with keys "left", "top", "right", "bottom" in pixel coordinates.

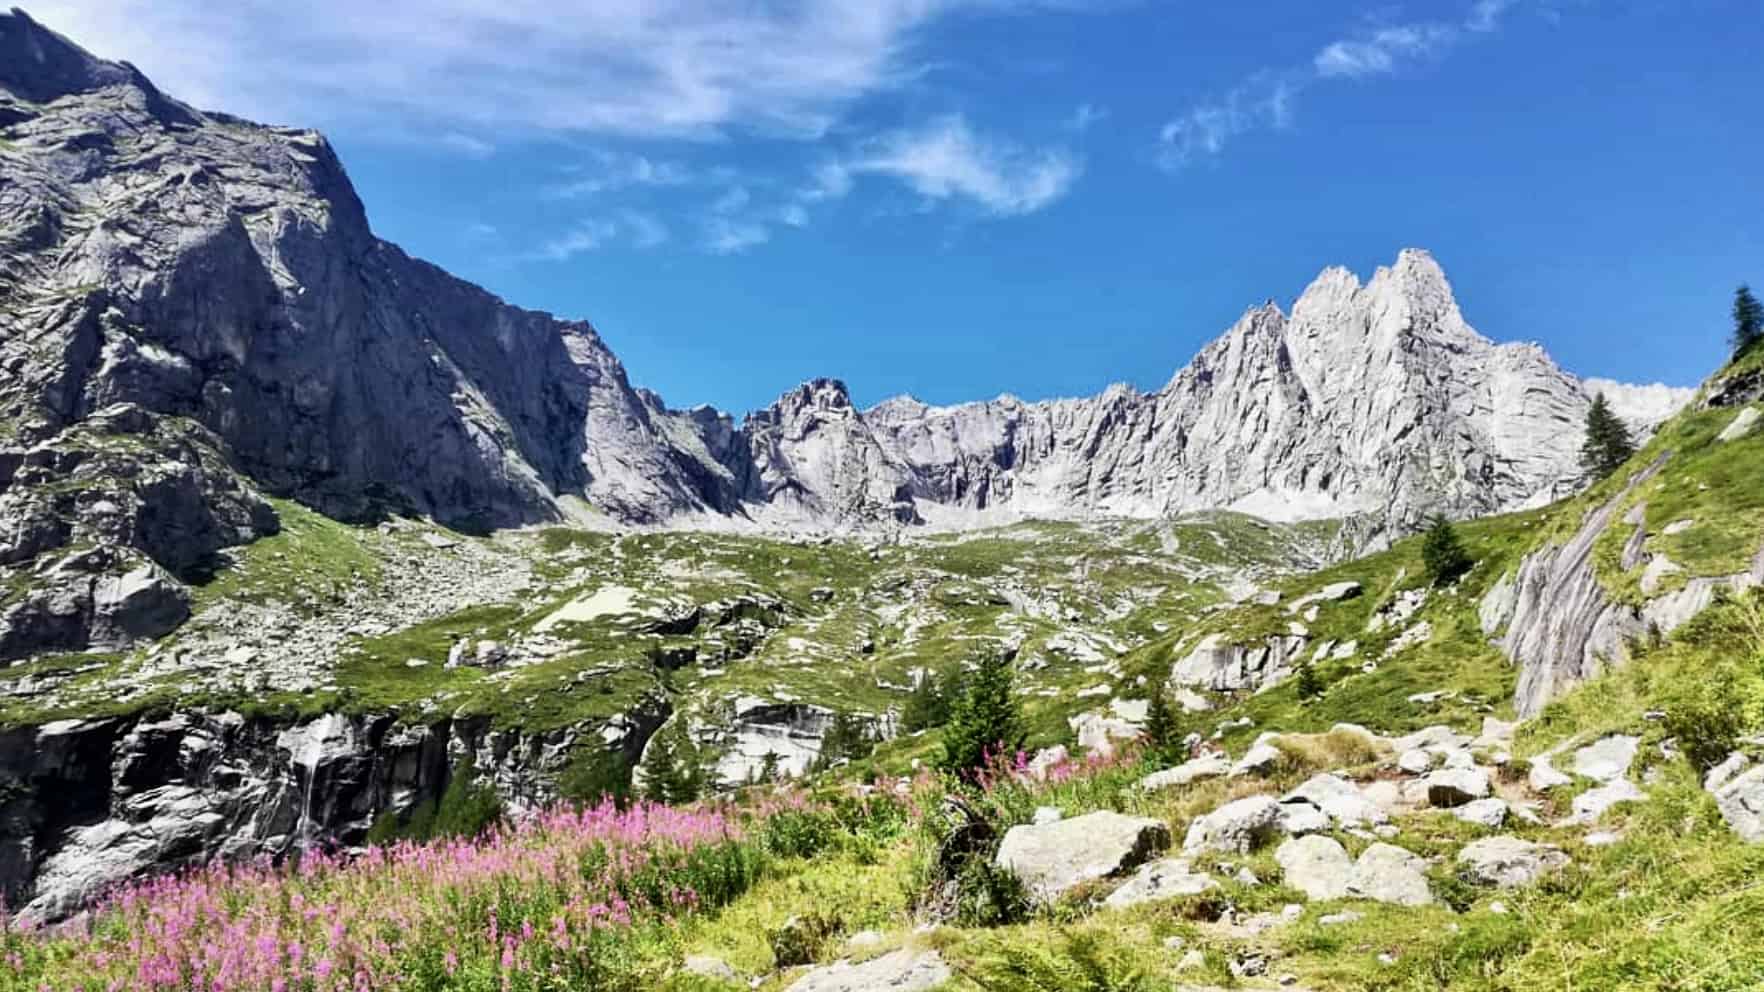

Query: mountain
[{"left": 0, "top": 9, "right": 1690, "bottom": 660}]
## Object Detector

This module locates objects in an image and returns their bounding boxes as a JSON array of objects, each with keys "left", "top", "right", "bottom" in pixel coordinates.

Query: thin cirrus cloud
[
  {"left": 1158, "top": 0, "right": 1527, "bottom": 170},
  {"left": 24, "top": 0, "right": 1095, "bottom": 141}
]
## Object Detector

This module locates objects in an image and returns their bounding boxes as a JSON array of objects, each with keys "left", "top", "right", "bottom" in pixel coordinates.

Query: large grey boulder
[
  {"left": 1102, "top": 858, "right": 1218, "bottom": 909},
  {"left": 1283, "top": 773, "right": 1389, "bottom": 827},
  {"left": 1452, "top": 798, "right": 1510, "bottom": 828},
  {"left": 994, "top": 811, "right": 1170, "bottom": 902},
  {"left": 1424, "top": 767, "right": 1492, "bottom": 808},
  {"left": 1348, "top": 844, "right": 1433, "bottom": 906},
  {"left": 1712, "top": 765, "right": 1764, "bottom": 843},
  {"left": 1276, "top": 835, "right": 1354, "bottom": 901},
  {"left": 785, "top": 950, "right": 952, "bottom": 992},
  {"left": 1183, "top": 796, "right": 1283, "bottom": 855},
  {"left": 1457, "top": 837, "right": 1570, "bottom": 888}
]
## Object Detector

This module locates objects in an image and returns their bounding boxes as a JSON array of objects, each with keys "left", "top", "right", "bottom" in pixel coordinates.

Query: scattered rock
[
  {"left": 1571, "top": 780, "right": 1646, "bottom": 824},
  {"left": 1572, "top": 736, "right": 1639, "bottom": 784},
  {"left": 1183, "top": 796, "right": 1284, "bottom": 855},
  {"left": 1348, "top": 844, "right": 1433, "bottom": 906},
  {"left": 1398, "top": 749, "right": 1435, "bottom": 775},
  {"left": 785, "top": 949, "right": 952, "bottom": 992},
  {"left": 1275, "top": 835, "right": 1354, "bottom": 901},
  {"left": 1102, "top": 858, "right": 1218, "bottom": 909},
  {"left": 1705, "top": 753, "right": 1752, "bottom": 793},
  {"left": 1232, "top": 740, "right": 1283, "bottom": 777},
  {"left": 994, "top": 811, "right": 1171, "bottom": 902},
  {"left": 1457, "top": 837, "right": 1570, "bottom": 888},
  {"left": 1712, "top": 765, "right": 1764, "bottom": 843},
  {"left": 1717, "top": 406, "right": 1761, "bottom": 442},
  {"left": 1425, "top": 767, "right": 1492, "bottom": 808},
  {"left": 1528, "top": 755, "right": 1573, "bottom": 792},
  {"left": 682, "top": 955, "right": 739, "bottom": 983},
  {"left": 1140, "top": 755, "right": 1230, "bottom": 792},
  {"left": 1452, "top": 798, "right": 1510, "bottom": 828}
]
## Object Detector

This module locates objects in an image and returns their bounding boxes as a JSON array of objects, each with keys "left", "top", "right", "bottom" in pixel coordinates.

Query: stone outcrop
[
  {"left": 785, "top": 949, "right": 952, "bottom": 992},
  {"left": 0, "top": 701, "right": 667, "bottom": 923}
]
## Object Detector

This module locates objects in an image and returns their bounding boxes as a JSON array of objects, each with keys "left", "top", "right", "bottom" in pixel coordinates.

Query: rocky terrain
[
  {"left": 3, "top": 10, "right": 1763, "bottom": 991},
  {"left": 0, "top": 9, "right": 1693, "bottom": 667}
]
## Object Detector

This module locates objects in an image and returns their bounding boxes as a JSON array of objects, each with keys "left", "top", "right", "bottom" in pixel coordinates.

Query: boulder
[
  {"left": 1398, "top": 750, "right": 1435, "bottom": 775},
  {"left": 1277, "top": 803, "right": 1331, "bottom": 836},
  {"left": 1139, "top": 755, "right": 1230, "bottom": 792},
  {"left": 1275, "top": 835, "right": 1354, "bottom": 901},
  {"left": 1571, "top": 779, "right": 1645, "bottom": 824},
  {"left": 785, "top": 950, "right": 952, "bottom": 992},
  {"left": 1183, "top": 796, "right": 1283, "bottom": 855},
  {"left": 1232, "top": 741, "right": 1283, "bottom": 777},
  {"left": 1705, "top": 753, "right": 1751, "bottom": 793},
  {"left": 88, "top": 564, "right": 191, "bottom": 647},
  {"left": 1282, "top": 773, "right": 1388, "bottom": 827},
  {"left": 1571, "top": 736, "right": 1639, "bottom": 784},
  {"left": 1348, "top": 844, "right": 1433, "bottom": 906},
  {"left": 1395, "top": 725, "right": 1471, "bottom": 753},
  {"left": 1717, "top": 406, "right": 1761, "bottom": 442},
  {"left": 1452, "top": 798, "right": 1510, "bottom": 828},
  {"left": 683, "top": 956, "right": 739, "bottom": 983},
  {"left": 1456, "top": 837, "right": 1570, "bottom": 888},
  {"left": 1712, "top": 765, "right": 1764, "bottom": 843},
  {"left": 1424, "top": 767, "right": 1491, "bottom": 807},
  {"left": 994, "top": 811, "right": 1171, "bottom": 902},
  {"left": 1102, "top": 858, "right": 1218, "bottom": 909},
  {"left": 1528, "top": 755, "right": 1573, "bottom": 792}
]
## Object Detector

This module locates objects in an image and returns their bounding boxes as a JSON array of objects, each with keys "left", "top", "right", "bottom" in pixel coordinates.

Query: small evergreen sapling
[{"left": 1421, "top": 514, "right": 1472, "bottom": 587}]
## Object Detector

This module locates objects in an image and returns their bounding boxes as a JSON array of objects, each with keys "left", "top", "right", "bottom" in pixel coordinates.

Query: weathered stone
[
  {"left": 1398, "top": 750, "right": 1435, "bottom": 775},
  {"left": 994, "top": 811, "right": 1171, "bottom": 902},
  {"left": 1571, "top": 780, "right": 1646, "bottom": 824},
  {"left": 1275, "top": 835, "right": 1354, "bottom": 901},
  {"left": 1572, "top": 736, "right": 1639, "bottom": 784},
  {"left": 1102, "top": 858, "right": 1218, "bottom": 909},
  {"left": 1424, "top": 767, "right": 1491, "bottom": 807},
  {"left": 1139, "top": 755, "right": 1230, "bottom": 792},
  {"left": 1712, "top": 765, "right": 1764, "bottom": 843},
  {"left": 1452, "top": 798, "right": 1510, "bottom": 828},
  {"left": 785, "top": 950, "right": 952, "bottom": 992},
  {"left": 682, "top": 956, "right": 739, "bottom": 983},
  {"left": 1183, "top": 796, "right": 1283, "bottom": 855},
  {"left": 1348, "top": 844, "right": 1433, "bottom": 906},
  {"left": 1457, "top": 837, "right": 1570, "bottom": 888}
]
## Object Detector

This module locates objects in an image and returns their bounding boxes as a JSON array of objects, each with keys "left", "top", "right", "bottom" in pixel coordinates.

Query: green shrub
[
  {"left": 952, "top": 858, "right": 1031, "bottom": 928},
  {"left": 1663, "top": 671, "right": 1749, "bottom": 772}
]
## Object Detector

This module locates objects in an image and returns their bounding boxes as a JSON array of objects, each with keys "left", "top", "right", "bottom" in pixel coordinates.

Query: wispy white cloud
[
  {"left": 1314, "top": 23, "right": 1458, "bottom": 79},
  {"left": 548, "top": 151, "right": 693, "bottom": 199},
  {"left": 618, "top": 210, "right": 670, "bottom": 249},
  {"left": 1068, "top": 102, "right": 1108, "bottom": 132},
  {"left": 26, "top": 0, "right": 1098, "bottom": 141},
  {"left": 703, "top": 217, "right": 772, "bottom": 255},
  {"left": 535, "top": 221, "right": 618, "bottom": 262},
  {"left": 438, "top": 132, "right": 495, "bottom": 159},
  {"left": 836, "top": 115, "right": 1083, "bottom": 217},
  {"left": 1159, "top": 0, "right": 1531, "bottom": 169},
  {"left": 1158, "top": 75, "right": 1295, "bottom": 170}
]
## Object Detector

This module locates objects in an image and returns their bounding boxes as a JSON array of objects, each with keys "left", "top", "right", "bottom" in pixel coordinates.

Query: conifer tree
[
  {"left": 1735, "top": 284, "right": 1764, "bottom": 358},
  {"left": 902, "top": 669, "right": 953, "bottom": 732},
  {"left": 1580, "top": 393, "right": 1636, "bottom": 480},
  {"left": 1421, "top": 514, "right": 1472, "bottom": 587},
  {"left": 811, "top": 711, "right": 875, "bottom": 773},
  {"left": 1142, "top": 689, "right": 1183, "bottom": 765},
  {"left": 937, "top": 649, "right": 1025, "bottom": 782},
  {"left": 639, "top": 722, "right": 704, "bottom": 805},
  {"left": 1296, "top": 660, "right": 1325, "bottom": 701}
]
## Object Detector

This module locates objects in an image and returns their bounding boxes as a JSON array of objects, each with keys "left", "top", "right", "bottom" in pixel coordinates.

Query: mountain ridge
[{"left": 0, "top": 9, "right": 1692, "bottom": 662}]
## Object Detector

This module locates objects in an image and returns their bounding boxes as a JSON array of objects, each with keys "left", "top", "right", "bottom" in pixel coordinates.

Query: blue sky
[{"left": 33, "top": 0, "right": 1763, "bottom": 413}]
